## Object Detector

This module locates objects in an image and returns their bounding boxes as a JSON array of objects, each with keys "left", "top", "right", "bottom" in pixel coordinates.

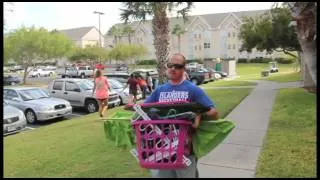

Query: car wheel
[
  {"left": 25, "top": 109, "right": 37, "bottom": 124},
  {"left": 81, "top": 74, "right": 85, "bottom": 79},
  {"left": 86, "top": 100, "right": 98, "bottom": 113},
  {"left": 191, "top": 79, "right": 198, "bottom": 85},
  {"left": 10, "top": 81, "right": 16, "bottom": 86}
]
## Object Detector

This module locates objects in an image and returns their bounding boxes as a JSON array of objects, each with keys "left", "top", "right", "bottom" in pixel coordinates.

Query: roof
[
  {"left": 4, "top": 87, "right": 39, "bottom": 91},
  {"left": 111, "top": 9, "right": 269, "bottom": 32},
  {"left": 59, "top": 26, "right": 96, "bottom": 40}
]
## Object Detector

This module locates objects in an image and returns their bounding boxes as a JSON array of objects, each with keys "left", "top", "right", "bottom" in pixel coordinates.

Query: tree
[
  {"left": 69, "top": 45, "right": 109, "bottom": 70},
  {"left": 108, "top": 43, "right": 148, "bottom": 65},
  {"left": 285, "top": 2, "right": 317, "bottom": 89},
  {"left": 107, "top": 25, "right": 123, "bottom": 45},
  {"left": 120, "top": 2, "right": 194, "bottom": 84},
  {"left": 122, "top": 25, "right": 135, "bottom": 44},
  {"left": 4, "top": 26, "right": 74, "bottom": 84},
  {"left": 171, "top": 24, "right": 186, "bottom": 53},
  {"left": 239, "top": 7, "right": 301, "bottom": 58}
]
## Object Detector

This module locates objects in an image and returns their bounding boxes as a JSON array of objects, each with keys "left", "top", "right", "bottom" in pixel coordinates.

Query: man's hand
[{"left": 192, "top": 114, "right": 201, "bottom": 129}]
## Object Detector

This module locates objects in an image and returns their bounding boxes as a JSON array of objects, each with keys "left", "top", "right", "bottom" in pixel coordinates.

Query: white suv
[{"left": 29, "top": 68, "right": 55, "bottom": 78}]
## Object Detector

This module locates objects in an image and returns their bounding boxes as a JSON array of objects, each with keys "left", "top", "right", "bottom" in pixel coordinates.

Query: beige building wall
[{"left": 82, "top": 28, "right": 105, "bottom": 47}]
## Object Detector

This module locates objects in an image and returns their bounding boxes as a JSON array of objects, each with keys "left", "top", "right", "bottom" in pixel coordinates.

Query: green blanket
[{"left": 103, "top": 111, "right": 235, "bottom": 158}]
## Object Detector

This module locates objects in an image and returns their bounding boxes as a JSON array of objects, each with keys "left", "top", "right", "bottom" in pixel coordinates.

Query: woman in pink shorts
[{"left": 92, "top": 69, "right": 111, "bottom": 118}]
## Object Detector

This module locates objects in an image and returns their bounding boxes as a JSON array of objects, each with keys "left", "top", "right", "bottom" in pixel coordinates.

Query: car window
[
  {"left": 109, "top": 79, "right": 124, "bottom": 89},
  {"left": 19, "top": 89, "right": 49, "bottom": 101},
  {"left": 65, "top": 81, "right": 80, "bottom": 91},
  {"left": 78, "top": 67, "right": 86, "bottom": 70},
  {"left": 87, "top": 67, "right": 92, "bottom": 70},
  {"left": 53, "top": 81, "right": 63, "bottom": 90},
  {"left": 6, "top": 89, "right": 19, "bottom": 100},
  {"left": 76, "top": 80, "right": 94, "bottom": 90}
]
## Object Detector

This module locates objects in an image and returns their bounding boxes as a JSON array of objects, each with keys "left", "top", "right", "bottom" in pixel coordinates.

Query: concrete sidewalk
[{"left": 198, "top": 80, "right": 303, "bottom": 178}]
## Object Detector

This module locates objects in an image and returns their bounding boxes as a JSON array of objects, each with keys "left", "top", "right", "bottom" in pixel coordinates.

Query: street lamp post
[{"left": 93, "top": 11, "right": 104, "bottom": 64}]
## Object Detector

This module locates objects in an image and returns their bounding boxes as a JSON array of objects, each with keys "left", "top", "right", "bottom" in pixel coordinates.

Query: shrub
[
  {"left": 136, "top": 59, "right": 157, "bottom": 65},
  {"left": 275, "top": 58, "right": 295, "bottom": 64},
  {"left": 249, "top": 58, "right": 273, "bottom": 63},
  {"left": 238, "top": 58, "right": 248, "bottom": 63}
]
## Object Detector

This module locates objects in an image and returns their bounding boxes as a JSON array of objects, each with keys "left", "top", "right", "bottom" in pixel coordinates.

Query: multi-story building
[{"left": 105, "top": 9, "right": 283, "bottom": 61}]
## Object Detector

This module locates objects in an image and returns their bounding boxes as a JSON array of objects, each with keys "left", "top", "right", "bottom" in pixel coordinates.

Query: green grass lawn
[
  {"left": 4, "top": 88, "right": 253, "bottom": 178},
  {"left": 236, "top": 63, "right": 298, "bottom": 81},
  {"left": 200, "top": 80, "right": 257, "bottom": 88},
  {"left": 265, "top": 72, "right": 302, "bottom": 82},
  {"left": 255, "top": 88, "right": 316, "bottom": 178}
]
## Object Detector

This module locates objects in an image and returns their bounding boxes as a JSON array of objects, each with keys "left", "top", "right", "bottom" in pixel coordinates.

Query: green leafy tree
[
  {"left": 69, "top": 45, "right": 109, "bottom": 70},
  {"left": 239, "top": 7, "right": 301, "bottom": 58},
  {"left": 171, "top": 24, "right": 186, "bottom": 53},
  {"left": 120, "top": 2, "right": 193, "bottom": 84},
  {"left": 4, "top": 26, "right": 74, "bottom": 84},
  {"left": 108, "top": 43, "right": 148, "bottom": 65}
]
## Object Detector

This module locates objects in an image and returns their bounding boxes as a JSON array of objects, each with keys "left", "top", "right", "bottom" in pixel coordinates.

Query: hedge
[
  {"left": 136, "top": 59, "right": 157, "bottom": 65},
  {"left": 275, "top": 58, "right": 295, "bottom": 64}
]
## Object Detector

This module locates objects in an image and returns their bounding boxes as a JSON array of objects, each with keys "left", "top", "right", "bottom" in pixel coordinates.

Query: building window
[
  {"left": 233, "top": 44, "right": 236, "bottom": 49},
  {"left": 204, "top": 43, "right": 211, "bottom": 49},
  {"left": 228, "top": 44, "right": 231, "bottom": 49},
  {"left": 228, "top": 32, "right": 231, "bottom": 37}
]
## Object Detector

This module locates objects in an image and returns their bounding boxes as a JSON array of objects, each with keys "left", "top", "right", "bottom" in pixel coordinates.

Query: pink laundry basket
[{"left": 132, "top": 119, "right": 192, "bottom": 169}]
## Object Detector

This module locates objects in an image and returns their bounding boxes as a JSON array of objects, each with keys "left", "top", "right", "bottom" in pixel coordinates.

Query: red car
[{"left": 95, "top": 63, "right": 105, "bottom": 70}]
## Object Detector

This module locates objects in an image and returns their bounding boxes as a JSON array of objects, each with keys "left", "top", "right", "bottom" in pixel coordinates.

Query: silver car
[
  {"left": 48, "top": 78, "right": 121, "bottom": 113},
  {"left": 3, "top": 101, "right": 27, "bottom": 135},
  {"left": 108, "top": 78, "right": 142, "bottom": 105},
  {"left": 3, "top": 87, "right": 72, "bottom": 124}
]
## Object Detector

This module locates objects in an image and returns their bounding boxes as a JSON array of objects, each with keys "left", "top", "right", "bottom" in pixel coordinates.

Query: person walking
[
  {"left": 123, "top": 74, "right": 140, "bottom": 104},
  {"left": 137, "top": 75, "right": 148, "bottom": 99},
  {"left": 145, "top": 53, "right": 219, "bottom": 178},
  {"left": 92, "top": 69, "right": 111, "bottom": 118},
  {"left": 146, "top": 72, "right": 153, "bottom": 93}
]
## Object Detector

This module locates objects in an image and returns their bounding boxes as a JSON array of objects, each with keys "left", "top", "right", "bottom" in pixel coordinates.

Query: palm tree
[
  {"left": 107, "top": 25, "right": 122, "bottom": 45},
  {"left": 120, "top": 2, "right": 193, "bottom": 84},
  {"left": 171, "top": 24, "right": 186, "bottom": 53},
  {"left": 123, "top": 25, "right": 135, "bottom": 44},
  {"left": 286, "top": 2, "right": 316, "bottom": 88}
]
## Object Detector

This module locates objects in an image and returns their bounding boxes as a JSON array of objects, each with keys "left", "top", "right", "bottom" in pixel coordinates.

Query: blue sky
[{"left": 4, "top": 2, "right": 275, "bottom": 34}]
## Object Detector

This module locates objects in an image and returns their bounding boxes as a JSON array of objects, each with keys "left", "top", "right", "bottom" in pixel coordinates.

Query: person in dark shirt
[{"left": 122, "top": 74, "right": 140, "bottom": 104}]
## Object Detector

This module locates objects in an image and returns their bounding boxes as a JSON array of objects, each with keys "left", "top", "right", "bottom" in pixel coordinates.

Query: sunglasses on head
[{"left": 167, "top": 63, "right": 185, "bottom": 69}]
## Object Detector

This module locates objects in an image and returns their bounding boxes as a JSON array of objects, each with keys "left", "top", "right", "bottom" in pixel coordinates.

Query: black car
[{"left": 4, "top": 75, "right": 21, "bottom": 86}]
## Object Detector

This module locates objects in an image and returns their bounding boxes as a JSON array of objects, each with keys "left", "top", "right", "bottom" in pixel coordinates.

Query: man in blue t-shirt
[{"left": 145, "top": 53, "right": 219, "bottom": 178}]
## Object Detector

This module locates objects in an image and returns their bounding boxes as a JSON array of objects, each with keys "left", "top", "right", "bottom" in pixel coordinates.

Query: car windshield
[
  {"left": 109, "top": 79, "right": 124, "bottom": 89},
  {"left": 19, "top": 89, "right": 50, "bottom": 101},
  {"left": 77, "top": 80, "right": 94, "bottom": 90}
]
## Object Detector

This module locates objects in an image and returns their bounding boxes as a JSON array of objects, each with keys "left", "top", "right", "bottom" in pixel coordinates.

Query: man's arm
[{"left": 205, "top": 107, "right": 219, "bottom": 120}]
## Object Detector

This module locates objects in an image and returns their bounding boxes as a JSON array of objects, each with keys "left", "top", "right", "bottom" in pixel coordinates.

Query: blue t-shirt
[{"left": 145, "top": 80, "right": 215, "bottom": 109}]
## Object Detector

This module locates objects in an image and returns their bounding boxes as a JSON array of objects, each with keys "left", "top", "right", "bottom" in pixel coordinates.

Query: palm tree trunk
[
  {"left": 128, "top": 34, "right": 131, "bottom": 44},
  {"left": 178, "top": 35, "right": 181, "bottom": 53},
  {"left": 152, "top": 3, "right": 169, "bottom": 84}
]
